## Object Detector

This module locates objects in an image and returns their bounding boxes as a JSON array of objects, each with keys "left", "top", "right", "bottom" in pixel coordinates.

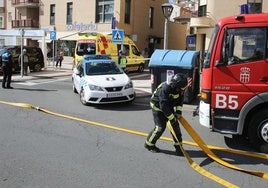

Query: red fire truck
[{"left": 199, "top": 13, "right": 268, "bottom": 153}]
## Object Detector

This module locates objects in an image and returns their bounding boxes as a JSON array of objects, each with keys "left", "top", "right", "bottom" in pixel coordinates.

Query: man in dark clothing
[
  {"left": 144, "top": 73, "right": 188, "bottom": 156},
  {"left": 1, "top": 49, "right": 13, "bottom": 89}
]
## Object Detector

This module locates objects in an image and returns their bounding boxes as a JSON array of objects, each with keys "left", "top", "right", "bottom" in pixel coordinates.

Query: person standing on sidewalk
[
  {"left": 144, "top": 73, "right": 188, "bottom": 156},
  {"left": 1, "top": 48, "right": 13, "bottom": 89},
  {"left": 56, "top": 49, "right": 64, "bottom": 68},
  {"left": 19, "top": 49, "right": 29, "bottom": 75}
]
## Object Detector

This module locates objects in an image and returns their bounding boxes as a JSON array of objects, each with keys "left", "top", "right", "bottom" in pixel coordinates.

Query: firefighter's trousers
[{"left": 146, "top": 110, "right": 182, "bottom": 146}]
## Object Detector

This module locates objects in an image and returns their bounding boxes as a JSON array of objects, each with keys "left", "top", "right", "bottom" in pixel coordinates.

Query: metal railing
[
  {"left": 12, "top": 0, "right": 39, "bottom": 6},
  {"left": 11, "top": 19, "right": 39, "bottom": 28}
]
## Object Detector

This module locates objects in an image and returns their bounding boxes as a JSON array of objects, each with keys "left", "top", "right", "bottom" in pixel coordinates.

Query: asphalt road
[{"left": 0, "top": 72, "right": 267, "bottom": 188}]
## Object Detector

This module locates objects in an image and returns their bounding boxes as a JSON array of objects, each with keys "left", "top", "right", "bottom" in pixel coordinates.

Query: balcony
[
  {"left": 12, "top": 0, "right": 39, "bottom": 8},
  {"left": 11, "top": 19, "right": 39, "bottom": 28}
]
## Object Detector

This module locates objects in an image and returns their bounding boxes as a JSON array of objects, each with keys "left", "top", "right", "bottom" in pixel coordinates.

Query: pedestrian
[
  {"left": 118, "top": 50, "right": 127, "bottom": 72},
  {"left": 19, "top": 49, "right": 29, "bottom": 75},
  {"left": 1, "top": 48, "right": 14, "bottom": 89},
  {"left": 56, "top": 49, "right": 64, "bottom": 68},
  {"left": 144, "top": 73, "right": 188, "bottom": 156}
]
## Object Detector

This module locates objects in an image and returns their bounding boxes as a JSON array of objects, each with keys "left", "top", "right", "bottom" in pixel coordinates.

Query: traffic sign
[
  {"left": 50, "top": 31, "right": 56, "bottom": 40},
  {"left": 112, "top": 29, "right": 124, "bottom": 43}
]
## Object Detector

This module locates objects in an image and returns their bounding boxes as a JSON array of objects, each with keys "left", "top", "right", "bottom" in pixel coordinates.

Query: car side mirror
[{"left": 73, "top": 68, "right": 80, "bottom": 75}]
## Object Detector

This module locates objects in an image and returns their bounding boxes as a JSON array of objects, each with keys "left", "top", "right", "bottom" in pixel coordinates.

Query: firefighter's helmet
[{"left": 169, "top": 73, "right": 188, "bottom": 90}]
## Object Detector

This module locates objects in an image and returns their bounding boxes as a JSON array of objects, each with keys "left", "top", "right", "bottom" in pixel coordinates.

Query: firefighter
[
  {"left": 144, "top": 73, "right": 188, "bottom": 156},
  {"left": 1, "top": 48, "right": 13, "bottom": 89}
]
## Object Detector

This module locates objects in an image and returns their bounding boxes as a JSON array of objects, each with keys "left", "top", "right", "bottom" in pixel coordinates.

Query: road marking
[
  {"left": 15, "top": 77, "right": 70, "bottom": 86},
  {"left": 0, "top": 100, "right": 268, "bottom": 187}
]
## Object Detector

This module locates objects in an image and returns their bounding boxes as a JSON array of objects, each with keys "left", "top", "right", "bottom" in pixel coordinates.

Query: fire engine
[{"left": 199, "top": 13, "right": 268, "bottom": 153}]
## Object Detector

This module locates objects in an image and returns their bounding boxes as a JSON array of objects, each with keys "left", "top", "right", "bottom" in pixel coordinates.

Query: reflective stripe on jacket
[{"left": 150, "top": 82, "right": 184, "bottom": 120}]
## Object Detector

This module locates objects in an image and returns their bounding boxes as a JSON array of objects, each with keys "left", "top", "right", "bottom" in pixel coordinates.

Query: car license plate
[{"left": 107, "top": 92, "right": 123, "bottom": 97}]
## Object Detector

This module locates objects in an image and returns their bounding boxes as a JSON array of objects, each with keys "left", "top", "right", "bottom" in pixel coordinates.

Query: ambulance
[{"left": 74, "top": 32, "right": 145, "bottom": 72}]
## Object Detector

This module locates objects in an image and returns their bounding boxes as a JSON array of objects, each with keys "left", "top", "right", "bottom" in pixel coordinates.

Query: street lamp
[
  {"left": 19, "top": 29, "right": 25, "bottom": 77},
  {"left": 161, "top": 3, "right": 173, "bottom": 50}
]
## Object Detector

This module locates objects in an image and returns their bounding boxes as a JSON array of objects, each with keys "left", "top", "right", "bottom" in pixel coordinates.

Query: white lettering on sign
[
  {"left": 66, "top": 22, "right": 97, "bottom": 31},
  {"left": 215, "top": 94, "right": 239, "bottom": 110}
]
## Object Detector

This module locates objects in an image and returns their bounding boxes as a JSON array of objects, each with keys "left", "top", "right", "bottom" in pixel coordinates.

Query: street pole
[
  {"left": 20, "top": 29, "right": 24, "bottom": 77},
  {"left": 161, "top": 3, "right": 173, "bottom": 50},
  {"left": 163, "top": 18, "right": 168, "bottom": 50}
]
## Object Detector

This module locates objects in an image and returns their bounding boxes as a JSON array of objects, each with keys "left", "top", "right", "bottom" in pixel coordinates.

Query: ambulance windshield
[{"left": 77, "top": 42, "right": 96, "bottom": 56}]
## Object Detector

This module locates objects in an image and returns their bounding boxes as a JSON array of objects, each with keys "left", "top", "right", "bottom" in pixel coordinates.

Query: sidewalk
[{"left": 12, "top": 56, "right": 74, "bottom": 82}]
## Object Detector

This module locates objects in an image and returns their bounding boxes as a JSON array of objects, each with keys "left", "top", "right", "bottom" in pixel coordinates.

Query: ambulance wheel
[
  {"left": 138, "top": 64, "right": 144, "bottom": 73},
  {"left": 80, "top": 88, "right": 88, "bottom": 105},
  {"left": 248, "top": 109, "right": 268, "bottom": 154}
]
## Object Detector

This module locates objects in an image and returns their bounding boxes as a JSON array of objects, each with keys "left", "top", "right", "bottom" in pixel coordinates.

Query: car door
[{"left": 73, "top": 61, "right": 84, "bottom": 93}]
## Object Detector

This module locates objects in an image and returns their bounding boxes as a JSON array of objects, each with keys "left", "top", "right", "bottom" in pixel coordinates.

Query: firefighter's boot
[{"left": 144, "top": 142, "right": 160, "bottom": 153}]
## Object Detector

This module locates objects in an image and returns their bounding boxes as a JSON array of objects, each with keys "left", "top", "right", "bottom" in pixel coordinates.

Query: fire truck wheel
[{"left": 248, "top": 110, "right": 268, "bottom": 154}]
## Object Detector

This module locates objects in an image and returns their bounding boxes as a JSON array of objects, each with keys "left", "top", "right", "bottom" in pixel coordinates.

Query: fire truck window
[{"left": 224, "top": 28, "right": 266, "bottom": 65}]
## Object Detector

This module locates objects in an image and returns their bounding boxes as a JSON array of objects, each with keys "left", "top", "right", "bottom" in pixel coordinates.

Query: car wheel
[
  {"left": 73, "top": 84, "right": 78, "bottom": 93},
  {"left": 80, "top": 88, "right": 88, "bottom": 105},
  {"left": 248, "top": 109, "right": 268, "bottom": 153},
  {"left": 34, "top": 63, "right": 42, "bottom": 72},
  {"left": 138, "top": 64, "right": 144, "bottom": 73}
]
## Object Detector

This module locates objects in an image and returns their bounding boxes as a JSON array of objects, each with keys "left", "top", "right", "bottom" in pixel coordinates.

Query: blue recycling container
[{"left": 149, "top": 49, "right": 200, "bottom": 103}]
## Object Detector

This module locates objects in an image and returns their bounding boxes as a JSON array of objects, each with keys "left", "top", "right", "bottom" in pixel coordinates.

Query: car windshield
[{"left": 85, "top": 61, "right": 124, "bottom": 75}]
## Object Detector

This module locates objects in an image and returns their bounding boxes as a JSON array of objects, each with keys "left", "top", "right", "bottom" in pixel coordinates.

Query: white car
[{"left": 72, "top": 55, "right": 135, "bottom": 105}]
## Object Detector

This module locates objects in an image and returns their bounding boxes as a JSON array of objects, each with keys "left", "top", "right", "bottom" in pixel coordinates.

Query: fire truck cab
[{"left": 199, "top": 13, "right": 268, "bottom": 153}]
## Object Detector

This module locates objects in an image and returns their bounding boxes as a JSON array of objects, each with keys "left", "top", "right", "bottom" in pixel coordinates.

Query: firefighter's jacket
[{"left": 150, "top": 82, "right": 184, "bottom": 121}]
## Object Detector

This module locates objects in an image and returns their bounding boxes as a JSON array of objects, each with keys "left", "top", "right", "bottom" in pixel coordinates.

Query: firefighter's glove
[
  {"left": 170, "top": 118, "right": 179, "bottom": 127},
  {"left": 175, "top": 112, "right": 181, "bottom": 120}
]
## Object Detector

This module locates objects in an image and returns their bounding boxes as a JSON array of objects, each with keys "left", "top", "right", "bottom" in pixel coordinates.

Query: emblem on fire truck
[{"left": 240, "top": 67, "right": 250, "bottom": 84}]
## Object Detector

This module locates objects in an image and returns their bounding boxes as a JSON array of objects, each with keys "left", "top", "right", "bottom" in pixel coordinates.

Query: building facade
[
  {"left": 1, "top": 0, "right": 187, "bottom": 60},
  {"left": 0, "top": 0, "right": 267, "bottom": 61},
  {"left": 180, "top": 0, "right": 268, "bottom": 59}
]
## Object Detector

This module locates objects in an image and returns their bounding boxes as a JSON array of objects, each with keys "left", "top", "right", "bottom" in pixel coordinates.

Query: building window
[
  {"left": 125, "top": 0, "right": 131, "bottom": 24},
  {"left": 198, "top": 0, "right": 207, "bottom": 17},
  {"left": 67, "top": 2, "right": 73, "bottom": 24},
  {"left": 50, "top": 4, "right": 55, "bottom": 25},
  {"left": 198, "top": 5, "right": 206, "bottom": 17},
  {"left": 149, "top": 7, "right": 154, "bottom": 28},
  {"left": 248, "top": 0, "right": 262, "bottom": 13},
  {"left": 0, "top": 16, "right": 3, "bottom": 28},
  {"left": 96, "top": 0, "right": 114, "bottom": 23}
]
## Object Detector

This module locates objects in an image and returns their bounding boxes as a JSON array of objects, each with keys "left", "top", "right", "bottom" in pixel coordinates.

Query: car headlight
[
  {"left": 88, "top": 84, "right": 104, "bottom": 91},
  {"left": 125, "top": 81, "right": 133, "bottom": 89}
]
